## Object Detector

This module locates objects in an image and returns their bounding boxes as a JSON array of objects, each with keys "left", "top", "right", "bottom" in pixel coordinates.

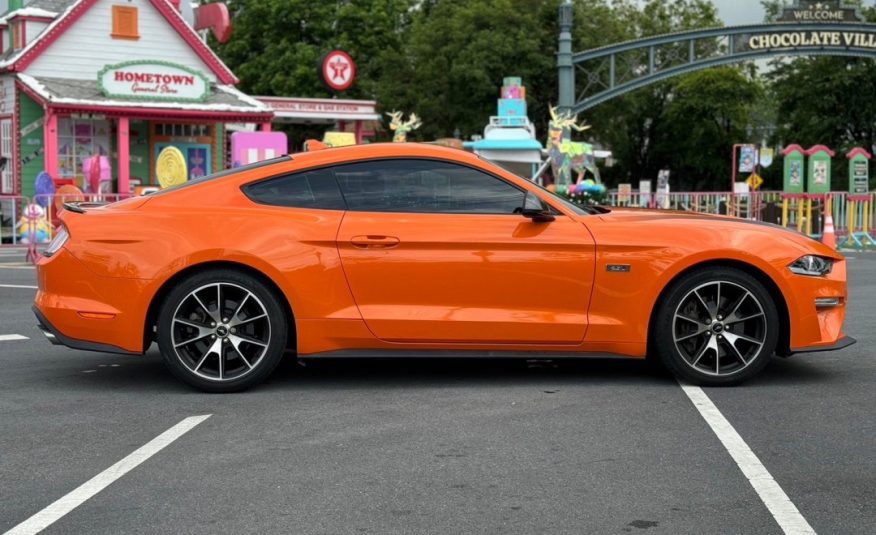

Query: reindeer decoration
[
  {"left": 546, "top": 106, "right": 601, "bottom": 187},
  {"left": 387, "top": 111, "right": 422, "bottom": 143}
]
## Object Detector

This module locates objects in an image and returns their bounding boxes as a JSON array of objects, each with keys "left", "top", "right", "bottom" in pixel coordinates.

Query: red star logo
[{"left": 329, "top": 58, "right": 349, "bottom": 81}]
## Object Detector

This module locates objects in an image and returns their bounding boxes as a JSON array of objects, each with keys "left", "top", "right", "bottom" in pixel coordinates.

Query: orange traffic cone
[{"left": 822, "top": 200, "right": 837, "bottom": 250}]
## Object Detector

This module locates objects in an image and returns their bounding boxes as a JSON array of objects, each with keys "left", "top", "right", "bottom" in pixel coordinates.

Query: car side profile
[{"left": 34, "top": 143, "right": 854, "bottom": 392}]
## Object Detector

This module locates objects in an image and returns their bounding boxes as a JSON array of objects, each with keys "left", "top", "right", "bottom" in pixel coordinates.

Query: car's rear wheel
[
  {"left": 157, "top": 269, "right": 288, "bottom": 392},
  {"left": 653, "top": 267, "right": 779, "bottom": 385}
]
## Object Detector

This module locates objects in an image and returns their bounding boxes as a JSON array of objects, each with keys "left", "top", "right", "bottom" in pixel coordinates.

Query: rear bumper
[
  {"left": 33, "top": 306, "right": 140, "bottom": 355},
  {"left": 788, "top": 335, "right": 857, "bottom": 355}
]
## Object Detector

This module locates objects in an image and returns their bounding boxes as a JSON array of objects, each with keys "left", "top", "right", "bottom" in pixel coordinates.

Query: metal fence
[{"left": 2, "top": 190, "right": 874, "bottom": 263}]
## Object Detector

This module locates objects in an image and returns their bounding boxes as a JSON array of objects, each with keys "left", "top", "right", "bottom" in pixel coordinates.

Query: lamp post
[{"left": 557, "top": 1, "right": 574, "bottom": 116}]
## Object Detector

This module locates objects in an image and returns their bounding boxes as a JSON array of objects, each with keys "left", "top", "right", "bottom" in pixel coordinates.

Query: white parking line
[
  {"left": 0, "top": 334, "right": 29, "bottom": 341},
  {"left": 3, "top": 414, "right": 212, "bottom": 535},
  {"left": 0, "top": 284, "right": 37, "bottom": 289},
  {"left": 679, "top": 383, "right": 815, "bottom": 535}
]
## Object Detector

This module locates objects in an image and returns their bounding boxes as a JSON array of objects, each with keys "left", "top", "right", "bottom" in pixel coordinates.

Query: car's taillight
[{"left": 43, "top": 226, "right": 69, "bottom": 257}]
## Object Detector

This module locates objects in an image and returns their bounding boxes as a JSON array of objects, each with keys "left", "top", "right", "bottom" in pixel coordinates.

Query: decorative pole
[{"left": 557, "top": 1, "right": 574, "bottom": 116}]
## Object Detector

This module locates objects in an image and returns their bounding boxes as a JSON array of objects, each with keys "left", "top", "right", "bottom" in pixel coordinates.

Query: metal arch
[
  {"left": 572, "top": 48, "right": 876, "bottom": 114},
  {"left": 563, "top": 21, "right": 876, "bottom": 113}
]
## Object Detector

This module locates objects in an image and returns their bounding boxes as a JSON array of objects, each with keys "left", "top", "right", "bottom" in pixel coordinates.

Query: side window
[
  {"left": 333, "top": 159, "right": 525, "bottom": 214},
  {"left": 244, "top": 168, "right": 346, "bottom": 210}
]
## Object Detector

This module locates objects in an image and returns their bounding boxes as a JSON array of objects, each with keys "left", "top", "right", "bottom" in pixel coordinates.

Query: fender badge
[{"left": 606, "top": 264, "right": 631, "bottom": 273}]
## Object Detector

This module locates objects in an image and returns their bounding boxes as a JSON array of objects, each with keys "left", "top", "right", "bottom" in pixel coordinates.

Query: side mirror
[{"left": 520, "top": 191, "right": 555, "bottom": 222}]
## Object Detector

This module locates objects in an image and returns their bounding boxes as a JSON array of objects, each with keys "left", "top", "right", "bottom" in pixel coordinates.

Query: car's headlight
[
  {"left": 788, "top": 255, "right": 833, "bottom": 277},
  {"left": 43, "top": 226, "right": 68, "bottom": 258}
]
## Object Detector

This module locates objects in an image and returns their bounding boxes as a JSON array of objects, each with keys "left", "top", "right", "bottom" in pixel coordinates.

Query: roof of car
[{"left": 291, "top": 142, "right": 480, "bottom": 165}]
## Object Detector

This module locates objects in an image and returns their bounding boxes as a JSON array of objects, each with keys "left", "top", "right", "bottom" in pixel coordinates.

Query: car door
[{"left": 334, "top": 158, "right": 596, "bottom": 345}]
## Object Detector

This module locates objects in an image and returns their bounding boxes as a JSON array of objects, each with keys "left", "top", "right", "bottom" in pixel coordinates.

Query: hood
[{"left": 598, "top": 207, "right": 843, "bottom": 260}]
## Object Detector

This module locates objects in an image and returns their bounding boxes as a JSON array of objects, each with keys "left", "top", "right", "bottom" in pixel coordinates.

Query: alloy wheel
[
  {"left": 672, "top": 280, "right": 767, "bottom": 377},
  {"left": 171, "top": 283, "right": 271, "bottom": 382}
]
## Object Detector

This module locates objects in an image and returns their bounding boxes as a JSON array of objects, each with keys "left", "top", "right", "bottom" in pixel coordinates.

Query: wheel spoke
[
  {"left": 720, "top": 335, "right": 748, "bottom": 365},
  {"left": 230, "top": 313, "right": 267, "bottom": 328},
  {"left": 723, "top": 291, "right": 752, "bottom": 323},
  {"left": 725, "top": 311, "right": 764, "bottom": 325},
  {"left": 693, "top": 289, "right": 714, "bottom": 319},
  {"left": 230, "top": 294, "right": 250, "bottom": 324},
  {"left": 675, "top": 313, "right": 701, "bottom": 325},
  {"left": 192, "top": 292, "right": 218, "bottom": 323},
  {"left": 691, "top": 335, "right": 718, "bottom": 367},
  {"left": 676, "top": 327, "right": 708, "bottom": 342},
  {"left": 723, "top": 330, "right": 763, "bottom": 348},
  {"left": 194, "top": 338, "right": 222, "bottom": 372},
  {"left": 217, "top": 284, "right": 222, "bottom": 321},
  {"left": 229, "top": 338, "right": 253, "bottom": 369},
  {"left": 230, "top": 333, "right": 267, "bottom": 348}
]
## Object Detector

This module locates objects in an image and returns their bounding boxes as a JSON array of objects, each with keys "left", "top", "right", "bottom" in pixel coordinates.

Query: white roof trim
[
  {"left": 0, "top": 7, "right": 59, "bottom": 24},
  {"left": 0, "top": 1, "right": 80, "bottom": 68},
  {"left": 18, "top": 73, "right": 272, "bottom": 114}
]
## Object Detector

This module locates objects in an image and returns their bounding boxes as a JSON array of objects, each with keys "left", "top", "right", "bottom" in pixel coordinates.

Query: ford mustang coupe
[{"left": 34, "top": 143, "right": 854, "bottom": 392}]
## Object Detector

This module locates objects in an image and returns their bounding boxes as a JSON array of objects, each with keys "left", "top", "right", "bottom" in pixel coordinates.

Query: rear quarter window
[{"left": 243, "top": 168, "right": 346, "bottom": 210}]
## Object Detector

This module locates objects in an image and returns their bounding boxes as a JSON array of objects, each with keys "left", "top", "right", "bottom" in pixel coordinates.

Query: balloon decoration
[
  {"left": 156, "top": 146, "right": 188, "bottom": 189},
  {"left": 54, "top": 184, "right": 85, "bottom": 212},
  {"left": 34, "top": 171, "right": 55, "bottom": 208}
]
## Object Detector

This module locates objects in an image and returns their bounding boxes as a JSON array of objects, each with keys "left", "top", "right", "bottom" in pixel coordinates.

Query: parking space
[{"left": 0, "top": 255, "right": 873, "bottom": 534}]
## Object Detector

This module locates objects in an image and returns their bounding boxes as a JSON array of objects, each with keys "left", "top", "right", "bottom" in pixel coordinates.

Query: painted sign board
[
  {"left": 739, "top": 145, "right": 757, "bottom": 173},
  {"left": 320, "top": 50, "right": 356, "bottom": 92},
  {"left": 782, "top": 144, "right": 805, "bottom": 194},
  {"left": 807, "top": 145, "right": 834, "bottom": 194},
  {"left": 617, "top": 183, "right": 632, "bottom": 202},
  {"left": 639, "top": 179, "right": 651, "bottom": 207},
  {"left": 98, "top": 61, "right": 210, "bottom": 103},
  {"left": 778, "top": 1, "right": 863, "bottom": 23},
  {"left": 847, "top": 147, "right": 871, "bottom": 194},
  {"left": 230, "top": 131, "right": 288, "bottom": 168}
]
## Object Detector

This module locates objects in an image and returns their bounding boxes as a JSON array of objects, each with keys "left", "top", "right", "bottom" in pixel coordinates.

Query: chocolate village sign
[
  {"left": 742, "top": 1, "right": 874, "bottom": 52},
  {"left": 562, "top": 0, "right": 876, "bottom": 113}
]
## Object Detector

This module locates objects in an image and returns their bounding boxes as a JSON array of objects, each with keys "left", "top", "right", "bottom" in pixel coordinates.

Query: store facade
[{"left": 0, "top": 0, "right": 272, "bottom": 197}]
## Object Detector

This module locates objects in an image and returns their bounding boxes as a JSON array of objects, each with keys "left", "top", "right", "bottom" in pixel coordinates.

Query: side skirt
[{"left": 298, "top": 349, "right": 637, "bottom": 360}]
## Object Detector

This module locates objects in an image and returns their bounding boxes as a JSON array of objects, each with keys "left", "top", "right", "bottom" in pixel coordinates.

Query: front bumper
[{"left": 788, "top": 335, "right": 857, "bottom": 355}]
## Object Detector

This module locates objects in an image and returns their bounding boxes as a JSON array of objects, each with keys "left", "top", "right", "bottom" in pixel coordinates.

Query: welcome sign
[
  {"left": 744, "top": 31, "right": 876, "bottom": 51},
  {"left": 98, "top": 61, "right": 210, "bottom": 103}
]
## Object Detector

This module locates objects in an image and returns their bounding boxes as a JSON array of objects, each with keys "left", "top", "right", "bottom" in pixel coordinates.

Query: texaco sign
[{"left": 320, "top": 50, "right": 356, "bottom": 92}]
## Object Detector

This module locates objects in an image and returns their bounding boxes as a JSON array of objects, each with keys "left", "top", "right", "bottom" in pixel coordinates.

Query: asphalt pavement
[{"left": 0, "top": 249, "right": 873, "bottom": 534}]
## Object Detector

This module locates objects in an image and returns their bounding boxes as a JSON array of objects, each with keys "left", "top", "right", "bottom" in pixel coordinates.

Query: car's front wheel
[
  {"left": 156, "top": 269, "right": 288, "bottom": 392},
  {"left": 653, "top": 267, "right": 779, "bottom": 386}
]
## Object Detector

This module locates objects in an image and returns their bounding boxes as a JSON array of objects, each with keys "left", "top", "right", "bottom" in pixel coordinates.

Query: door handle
[{"left": 350, "top": 235, "right": 400, "bottom": 249}]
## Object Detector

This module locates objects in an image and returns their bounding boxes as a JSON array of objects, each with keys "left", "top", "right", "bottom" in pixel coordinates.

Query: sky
[{"left": 713, "top": 0, "right": 767, "bottom": 26}]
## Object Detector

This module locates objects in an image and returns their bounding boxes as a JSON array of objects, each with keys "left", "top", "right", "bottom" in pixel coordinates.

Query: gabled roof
[{"left": 0, "top": 0, "right": 238, "bottom": 85}]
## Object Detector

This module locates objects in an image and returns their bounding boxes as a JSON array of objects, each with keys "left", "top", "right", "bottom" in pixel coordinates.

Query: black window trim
[{"left": 241, "top": 156, "right": 557, "bottom": 216}]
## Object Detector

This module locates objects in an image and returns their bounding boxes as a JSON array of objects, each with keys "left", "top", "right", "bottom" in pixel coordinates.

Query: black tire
[
  {"left": 653, "top": 267, "right": 779, "bottom": 386},
  {"left": 157, "top": 269, "right": 289, "bottom": 393}
]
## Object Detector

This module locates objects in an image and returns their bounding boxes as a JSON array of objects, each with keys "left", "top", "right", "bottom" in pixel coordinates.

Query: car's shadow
[{"left": 42, "top": 348, "right": 842, "bottom": 394}]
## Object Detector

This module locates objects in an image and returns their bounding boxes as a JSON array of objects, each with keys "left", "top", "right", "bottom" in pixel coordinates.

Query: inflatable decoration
[
  {"left": 34, "top": 171, "right": 55, "bottom": 208},
  {"left": 546, "top": 106, "right": 605, "bottom": 195},
  {"left": 16, "top": 203, "right": 52, "bottom": 244},
  {"left": 83, "top": 155, "right": 112, "bottom": 193},
  {"left": 156, "top": 146, "right": 189, "bottom": 189},
  {"left": 54, "top": 184, "right": 85, "bottom": 213},
  {"left": 387, "top": 111, "right": 422, "bottom": 142}
]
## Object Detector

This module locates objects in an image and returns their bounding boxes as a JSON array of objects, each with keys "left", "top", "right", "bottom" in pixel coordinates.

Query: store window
[
  {"left": 0, "top": 119, "right": 11, "bottom": 194},
  {"left": 11, "top": 22, "right": 23, "bottom": 49},
  {"left": 57, "top": 118, "right": 111, "bottom": 188},
  {"left": 152, "top": 123, "right": 215, "bottom": 181},
  {"left": 333, "top": 159, "right": 526, "bottom": 214},
  {"left": 111, "top": 5, "right": 139, "bottom": 40}
]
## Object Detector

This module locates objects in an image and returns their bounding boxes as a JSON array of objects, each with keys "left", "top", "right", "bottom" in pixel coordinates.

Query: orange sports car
[{"left": 34, "top": 143, "right": 853, "bottom": 392}]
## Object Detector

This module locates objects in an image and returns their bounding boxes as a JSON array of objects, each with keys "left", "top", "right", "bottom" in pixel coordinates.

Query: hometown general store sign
[{"left": 98, "top": 61, "right": 210, "bottom": 103}]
